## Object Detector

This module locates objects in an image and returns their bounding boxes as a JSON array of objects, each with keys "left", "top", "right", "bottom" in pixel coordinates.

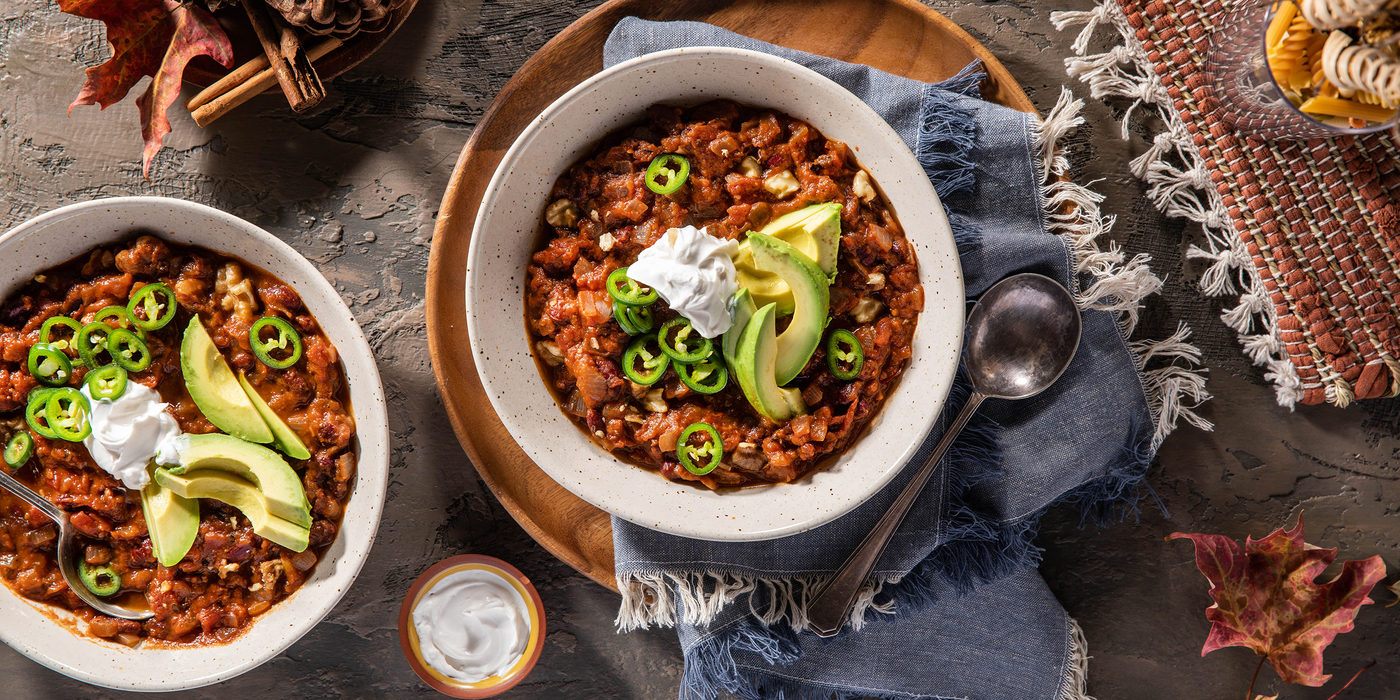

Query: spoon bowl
[
  {"left": 965, "top": 273, "right": 1081, "bottom": 399},
  {"left": 0, "top": 466, "right": 153, "bottom": 621}
]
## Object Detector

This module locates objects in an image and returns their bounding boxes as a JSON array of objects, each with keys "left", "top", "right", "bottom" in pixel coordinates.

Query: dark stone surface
[{"left": 1, "top": 0, "right": 1396, "bottom": 698}]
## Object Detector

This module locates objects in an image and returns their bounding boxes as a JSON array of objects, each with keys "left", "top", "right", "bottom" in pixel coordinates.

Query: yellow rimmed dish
[{"left": 398, "top": 555, "right": 546, "bottom": 698}]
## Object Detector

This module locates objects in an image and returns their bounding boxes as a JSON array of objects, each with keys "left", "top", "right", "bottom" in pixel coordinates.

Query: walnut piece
[
  {"left": 763, "top": 170, "right": 800, "bottom": 199},
  {"left": 851, "top": 297, "right": 883, "bottom": 323},
  {"left": 853, "top": 170, "right": 877, "bottom": 202},
  {"left": 214, "top": 262, "right": 258, "bottom": 323},
  {"left": 545, "top": 199, "right": 580, "bottom": 228}
]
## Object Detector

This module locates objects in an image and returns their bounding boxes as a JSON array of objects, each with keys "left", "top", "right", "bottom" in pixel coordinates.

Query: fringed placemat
[{"left": 1053, "top": 0, "right": 1400, "bottom": 408}]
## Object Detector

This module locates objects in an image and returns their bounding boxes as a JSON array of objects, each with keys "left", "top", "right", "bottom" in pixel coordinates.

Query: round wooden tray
[
  {"left": 183, "top": 0, "right": 418, "bottom": 88},
  {"left": 425, "top": 0, "right": 1039, "bottom": 591}
]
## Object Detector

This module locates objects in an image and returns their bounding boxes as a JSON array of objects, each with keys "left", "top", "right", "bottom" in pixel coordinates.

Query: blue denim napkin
[{"left": 605, "top": 18, "right": 1207, "bottom": 700}]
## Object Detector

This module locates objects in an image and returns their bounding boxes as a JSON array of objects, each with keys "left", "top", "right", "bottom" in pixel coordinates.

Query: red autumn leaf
[
  {"left": 1168, "top": 516, "right": 1386, "bottom": 687},
  {"left": 61, "top": 0, "right": 233, "bottom": 178}
]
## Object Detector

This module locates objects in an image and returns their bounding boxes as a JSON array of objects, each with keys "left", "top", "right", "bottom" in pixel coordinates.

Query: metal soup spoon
[
  {"left": 0, "top": 467, "right": 153, "bottom": 620},
  {"left": 806, "top": 272, "right": 1081, "bottom": 637}
]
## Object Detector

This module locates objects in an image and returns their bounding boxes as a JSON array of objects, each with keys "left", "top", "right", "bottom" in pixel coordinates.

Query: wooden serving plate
[
  {"left": 426, "top": 0, "right": 1039, "bottom": 591},
  {"left": 184, "top": 0, "right": 419, "bottom": 88}
]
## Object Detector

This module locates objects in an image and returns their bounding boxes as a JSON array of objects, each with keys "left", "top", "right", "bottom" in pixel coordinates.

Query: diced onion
[{"left": 290, "top": 549, "right": 317, "bottom": 572}]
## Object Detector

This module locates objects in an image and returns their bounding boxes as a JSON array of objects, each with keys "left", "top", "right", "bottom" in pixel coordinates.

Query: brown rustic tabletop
[{"left": 1, "top": 1, "right": 1396, "bottom": 698}]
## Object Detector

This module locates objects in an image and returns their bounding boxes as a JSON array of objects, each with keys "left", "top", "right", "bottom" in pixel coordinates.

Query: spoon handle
[
  {"left": 806, "top": 391, "right": 985, "bottom": 637},
  {"left": 0, "top": 467, "right": 64, "bottom": 524}
]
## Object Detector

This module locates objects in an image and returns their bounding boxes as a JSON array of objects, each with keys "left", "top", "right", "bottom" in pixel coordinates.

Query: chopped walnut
[
  {"left": 545, "top": 199, "right": 580, "bottom": 228},
  {"left": 642, "top": 388, "right": 667, "bottom": 413},
  {"left": 763, "top": 170, "right": 800, "bottom": 199},
  {"left": 851, "top": 297, "right": 883, "bottom": 323},
  {"left": 214, "top": 262, "right": 258, "bottom": 323},
  {"left": 739, "top": 156, "right": 762, "bottom": 178},
  {"left": 866, "top": 272, "right": 886, "bottom": 290},
  {"left": 853, "top": 170, "right": 877, "bottom": 202},
  {"left": 536, "top": 340, "right": 565, "bottom": 367},
  {"left": 599, "top": 232, "right": 616, "bottom": 251}
]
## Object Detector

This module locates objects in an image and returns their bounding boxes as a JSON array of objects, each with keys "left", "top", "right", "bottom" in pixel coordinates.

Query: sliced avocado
[
  {"left": 140, "top": 472, "right": 200, "bottom": 567},
  {"left": 155, "top": 469, "right": 310, "bottom": 553},
  {"left": 747, "top": 232, "right": 830, "bottom": 386},
  {"left": 166, "top": 433, "right": 311, "bottom": 527},
  {"left": 733, "top": 203, "right": 843, "bottom": 314},
  {"left": 733, "top": 303, "right": 806, "bottom": 422},
  {"left": 181, "top": 318, "right": 274, "bottom": 444},
  {"left": 238, "top": 373, "right": 311, "bottom": 461},
  {"left": 722, "top": 288, "right": 758, "bottom": 375}
]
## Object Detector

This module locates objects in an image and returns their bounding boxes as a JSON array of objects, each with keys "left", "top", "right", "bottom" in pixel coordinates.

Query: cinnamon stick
[
  {"left": 241, "top": 0, "right": 325, "bottom": 111},
  {"left": 190, "top": 38, "right": 342, "bottom": 128}
]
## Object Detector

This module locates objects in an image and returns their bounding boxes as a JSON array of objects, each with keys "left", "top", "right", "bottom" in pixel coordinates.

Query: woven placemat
[{"left": 1054, "top": 0, "right": 1400, "bottom": 408}]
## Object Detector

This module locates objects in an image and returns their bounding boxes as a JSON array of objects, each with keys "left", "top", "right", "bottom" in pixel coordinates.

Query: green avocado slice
[
  {"left": 747, "top": 232, "right": 830, "bottom": 386},
  {"left": 155, "top": 468, "right": 310, "bottom": 553},
  {"left": 733, "top": 302, "right": 807, "bottom": 422},
  {"left": 180, "top": 318, "right": 274, "bottom": 444},
  {"left": 722, "top": 288, "right": 758, "bottom": 375},
  {"left": 140, "top": 471, "right": 199, "bottom": 567},
  {"left": 733, "top": 202, "right": 842, "bottom": 313},
  {"left": 238, "top": 373, "right": 312, "bottom": 461},
  {"left": 166, "top": 433, "right": 311, "bottom": 527}
]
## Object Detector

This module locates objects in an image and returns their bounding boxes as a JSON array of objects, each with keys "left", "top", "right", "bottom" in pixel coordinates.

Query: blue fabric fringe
[{"left": 917, "top": 61, "right": 982, "bottom": 202}]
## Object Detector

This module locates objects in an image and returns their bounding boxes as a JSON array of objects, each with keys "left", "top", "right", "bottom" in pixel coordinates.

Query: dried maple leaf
[
  {"left": 62, "top": 0, "right": 233, "bottom": 178},
  {"left": 1169, "top": 517, "right": 1385, "bottom": 687}
]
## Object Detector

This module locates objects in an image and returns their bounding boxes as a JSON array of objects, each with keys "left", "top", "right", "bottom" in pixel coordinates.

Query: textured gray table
[{"left": 2, "top": 1, "right": 1398, "bottom": 698}]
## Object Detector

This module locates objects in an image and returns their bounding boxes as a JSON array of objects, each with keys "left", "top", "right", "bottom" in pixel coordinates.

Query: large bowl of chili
[
  {"left": 466, "top": 47, "right": 965, "bottom": 541},
  {"left": 0, "top": 197, "right": 389, "bottom": 690}
]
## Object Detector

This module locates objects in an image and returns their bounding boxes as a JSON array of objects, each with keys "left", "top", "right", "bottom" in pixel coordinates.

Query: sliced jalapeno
[
  {"left": 85, "top": 364, "right": 129, "bottom": 401},
  {"left": 45, "top": 388, "right": 91, "bottom": 442},
  {"left": 75, "top": 322, "right": 113, "bottom": 368},
  {"left": 93, "top": 306, "right": 144, "bottom": 340},
  {"left": 249, "top": 316, "right": 303, "bottom": 369},
  {"left": 658, "top": 317, "right": 712, "bottom": 364},
  {"left": 645, "top": 154, "right": 690, "bottom": 195},
  {"left": 613, "top": 301, "right": 655, "bottom": 335},
  {"left": 4, "top": 432, "right": 33, "bottom": 468},
  {"left": 78, "top": 560, "right": 121, "bottom": 597},
  {"left": 606, "top": 267, "right": 658, "bottom": 307},
  {"left": 25, "top": 388, "right": 59, "bottom": 439},
  {"left": 676, "top": 354, "right": 728, "bottom": 395},
  {"left": 40, "top": 316, "right": 84, "bottom": 364},
  {"left": 27, "top": 343, "right": 73, "bottom": 387},
  {"left": 127, "top": 282, "right": 178, "bottom": 331},
  {"left": 623, "top": 333, "right": 670, "bottom": 386},
  {"left": 826, "top": 329, "right": 865, "bottom": 380},
  {"left": 108, "top": 329, "right": 151, "bottom": 372},
  {"left": 677, "top": 422, "right": 723, "bottom": 475}
]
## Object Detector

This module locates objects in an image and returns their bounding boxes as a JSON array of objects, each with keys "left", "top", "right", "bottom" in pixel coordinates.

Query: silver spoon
[
  {"left": 806, "top": 272, "right": 1081, "bottom": 637},
  {"left": 0, "top": 466, "right": 153, "bottom": 621}
]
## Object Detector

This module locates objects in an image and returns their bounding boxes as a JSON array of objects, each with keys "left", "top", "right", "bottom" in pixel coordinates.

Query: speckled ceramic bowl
[
  {"left": 0, "top": 197, "right": 390, "bottom": 690},
  {"left": 466, "top": 47, "right": 963, "bottom": 541},
  {"left": 398, "top": 555, "right": 546, "bottom": 697}
]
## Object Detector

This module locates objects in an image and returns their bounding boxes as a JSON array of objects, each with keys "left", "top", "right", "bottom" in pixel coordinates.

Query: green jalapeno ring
[
  {"left": 605, "top": 267, "right": 659, "bottom": 307},
  {"left": 40, "top": 316, "right": 85, "bottom": 365},
  {"left": 826, "top": 329, "right": 865, "bottom": 381},
  {"left": 127, "top": 282, "right": 178, "bottom": 331},
  {"left": 249, "top": 316, "right": 303, "bottom": 369},
  {"left": 613, "top": 301, "right": 655, "bottom": 336},
  {"left": 92, "top": 306, "right": 146, "bottom": 341},
  {"left": 27, "top": 343, "right": 73, "bottom": 387},
  {"left": 622, "top": 333, "right": 670, "bottom": 386},
  {"left": 676, "top": 422, "right": 723, "bottom": 475},
  {"left": 645, "top": 154, "right": 691, "bottom": 196},
  {"left": 45, "top": 388, "right": 91, "bottom": 442},
  {"left": 658, "top": 317, "right": 713, "bottom": 364},
  {"left": 75, "top": 322, "right": 113, "bottom": 368},
  {"left": 85, "top": 364, "right": 129, "bottom": 401},
  {"left": 4, "top": 432, "right": 33, "bottom": 469},
  {"left": 676, "top": 355, "right": 728, "bottom": 395},
  {"left": 107, "top": 329, "right": 152, "bottom": 373},
  {"left": 78, "top": 559, "right": 121, "bottom": 597},
  {"left": 25, "top": 388, "right": 59, "bottom": 440}
]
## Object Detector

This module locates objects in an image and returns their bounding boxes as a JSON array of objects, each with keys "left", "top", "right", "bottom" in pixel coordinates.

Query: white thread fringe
[
  {"left": 615, "top": 570, "right": 901, "bottom": 633},
  {"left": 1057, "top": 618, "right": 1097, "bottom": 700},
  {"left": 1052, "top": 2, "right": 1307, "bottom": 409}
]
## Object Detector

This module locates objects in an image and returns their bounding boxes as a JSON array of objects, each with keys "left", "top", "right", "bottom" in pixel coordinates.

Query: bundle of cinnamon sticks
[{"left": 186, "top": 0, "right": 341, "bottom": 127}]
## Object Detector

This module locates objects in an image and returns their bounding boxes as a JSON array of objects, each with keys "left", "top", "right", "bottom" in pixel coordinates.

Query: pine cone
[{"left": 262, "top": 0, "right": 406, "bottom": 39}]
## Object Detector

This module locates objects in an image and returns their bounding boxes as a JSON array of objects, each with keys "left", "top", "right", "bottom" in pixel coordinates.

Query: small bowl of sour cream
[{"left": 398, "top": 555, "right": 546, "bottom": 698}]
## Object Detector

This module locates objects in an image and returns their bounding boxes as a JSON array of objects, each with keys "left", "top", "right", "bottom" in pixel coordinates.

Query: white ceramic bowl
[
  {"left": 467, "top": 47, "right": 963, "bottom": 541},
  {"left": 0, "top": 197, "right": 389, "bottom": 690}
]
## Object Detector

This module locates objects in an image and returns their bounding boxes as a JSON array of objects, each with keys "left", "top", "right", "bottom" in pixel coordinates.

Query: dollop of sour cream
[
  {"left": 626, "top": 225, "right": 739, "bottom": 338},
  {"left": 79, "top": 382, "right": 181, "bottom": 490},
  {"left": 412, "top": 568, "right": 532, "bottom": 684}
]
